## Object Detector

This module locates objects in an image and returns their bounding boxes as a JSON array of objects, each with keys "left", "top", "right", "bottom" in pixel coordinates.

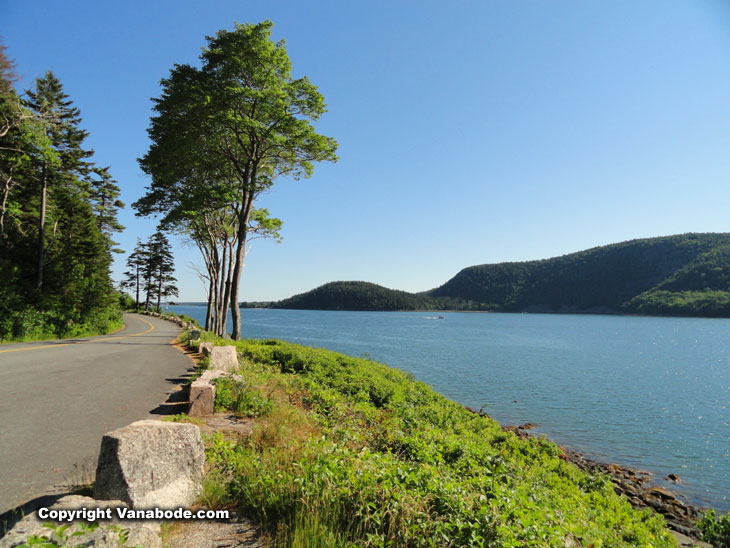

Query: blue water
[{"left": 170, "top": 305, "right": 730, "bottom": 511}]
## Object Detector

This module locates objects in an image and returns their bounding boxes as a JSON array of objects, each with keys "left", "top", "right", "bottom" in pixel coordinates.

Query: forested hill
[
  {"left": 271, "top": 281, "right": 442, "bottom": 311},
  {"left": 270, "top": 234, "right": 730, "bottom": 317}
]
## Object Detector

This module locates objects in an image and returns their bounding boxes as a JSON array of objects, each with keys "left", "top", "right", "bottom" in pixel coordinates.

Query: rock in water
[
  {"left": 209, "top": 346, "right": 238, "bottom": 371},
  {"left": 94, "top": 420, "right": 204, "bottom": 509}
]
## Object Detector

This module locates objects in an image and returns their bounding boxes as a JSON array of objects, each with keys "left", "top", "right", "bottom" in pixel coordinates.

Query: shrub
[
  {"left": 698, "top": 510, "right": 730, "bottom": 548},
  {"left": 212, "top": 377, "right": 274, "bottom": 418}
]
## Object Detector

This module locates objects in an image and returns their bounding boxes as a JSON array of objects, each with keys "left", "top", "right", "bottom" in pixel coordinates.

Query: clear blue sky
[{"left": 3, "top": 1, "right": 730, "bottom": 301}]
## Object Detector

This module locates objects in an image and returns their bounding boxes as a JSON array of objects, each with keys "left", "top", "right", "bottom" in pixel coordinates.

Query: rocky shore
[{"left": 502, "top": 423, "right": 706, "bottom": 542}]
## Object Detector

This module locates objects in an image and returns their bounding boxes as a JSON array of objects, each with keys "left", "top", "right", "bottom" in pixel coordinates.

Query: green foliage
[
  {"left": 199, "top": 336, "right": 677, "bottom": 547},
  {"left": 142, "top": 230, "right": 178, "bottom": 311},
  {"left": 16, "top": 521, "right": 139, "bottom": 548},
  {"left": 212, "top": 376, "right": 274, "bottom": 418},
  {"left": 271, "top": 233, "right": 730, "bottom": 317},
  {"left": 135, "top": 20, "right": 338, "bottom": 340},
  {"left": 625, "top": 289, "right": 730, "bottom": 317},
  {"left": 118, "top": 292, "right": 136, "bottom": 310},
  {"left": 0, "top": 303, "right": 122, "bottom": 342},
  {"left": 0, "top": 49, "right": 123, "bottom": 343},
  {"left": 697, "top": 509, "right": 730, "bottom": 548}
]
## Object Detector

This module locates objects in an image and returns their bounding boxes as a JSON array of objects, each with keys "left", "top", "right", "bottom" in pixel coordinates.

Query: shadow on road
[{"left": 148, "top": 367, "right": 196, "bottom": 416}]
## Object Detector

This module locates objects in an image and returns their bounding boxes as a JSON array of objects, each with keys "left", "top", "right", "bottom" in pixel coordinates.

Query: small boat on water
[{"left": 438, "top": 315, "right": 445, "bottom": 319}]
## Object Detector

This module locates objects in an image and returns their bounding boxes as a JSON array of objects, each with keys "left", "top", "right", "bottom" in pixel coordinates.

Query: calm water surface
[{"left": 170, "top": 306, "right": 730, "bottom": 511}]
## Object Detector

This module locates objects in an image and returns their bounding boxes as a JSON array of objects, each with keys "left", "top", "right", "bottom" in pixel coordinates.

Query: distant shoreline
[{"left": 171, "top": 303, "right": 730, "bottom": 321}]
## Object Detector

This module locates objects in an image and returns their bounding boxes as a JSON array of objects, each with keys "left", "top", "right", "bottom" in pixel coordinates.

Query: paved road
[{"left": 0, "top": 313, "right": 194, "bottom": 514}]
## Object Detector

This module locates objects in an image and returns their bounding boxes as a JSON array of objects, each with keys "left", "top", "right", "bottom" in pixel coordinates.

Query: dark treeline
[
  {"left": 0, "top": 44, "right": 124, "bottom": 341},
  {"left": 270, "top": 234, "right": 730, "bottom": 317}
]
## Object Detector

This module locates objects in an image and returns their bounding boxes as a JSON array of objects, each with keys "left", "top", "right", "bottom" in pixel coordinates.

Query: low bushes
[
  {"left": 200, "top": 338, "right": 677, "bottom": 547},
  {"left": 0, "top": 303, "right": 123, "bottom": 343},
  {"left": 698, "top": 510, "right": 730, "bottom": 548}
]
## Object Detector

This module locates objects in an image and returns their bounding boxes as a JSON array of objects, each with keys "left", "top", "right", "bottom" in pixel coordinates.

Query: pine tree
[
  {"left": 88, "top": 165, "right": 125, "bottom": 254},
  {"left": 24, "top": 71, "right": 93, "bottom": 291},
  {"left": 0, "top": 53, "right": 123, "bottom": 340},
  {"left": 145, "top": 231, "right": 178, "bottom": 311},
  {"left": 121, "top": 240, "right": 147, "bottom": 311}
]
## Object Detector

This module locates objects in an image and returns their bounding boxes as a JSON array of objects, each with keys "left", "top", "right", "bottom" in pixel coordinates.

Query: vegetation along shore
[{"left": 181, "top": 325, "right": 730, "bottom": 547}]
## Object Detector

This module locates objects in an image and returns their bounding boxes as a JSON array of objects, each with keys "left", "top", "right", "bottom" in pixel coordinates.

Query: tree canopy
[{"left": 136, "top": 20, "right": 337, "bottom": 338}]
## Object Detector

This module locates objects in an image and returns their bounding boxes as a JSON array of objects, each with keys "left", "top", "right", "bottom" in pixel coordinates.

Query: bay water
[{"left": 169, "top": 305, "right": 730, "bottom": 512}]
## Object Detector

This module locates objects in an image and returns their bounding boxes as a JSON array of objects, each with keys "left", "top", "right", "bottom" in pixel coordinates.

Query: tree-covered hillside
[
  {"left": 272, "top": 281, "right": 436, "bottom": 311},
  {"left": 0, "top": 45, "right": 124, "bottom": 341},
  {"left": 271, "top": 234, "right": 730, "bottom": 317},
  {"left": 430, "top": 233, "right": 730, "bottom": 314}
]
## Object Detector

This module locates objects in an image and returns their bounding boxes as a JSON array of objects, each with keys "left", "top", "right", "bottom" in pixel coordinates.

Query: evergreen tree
[
  {"left": 43, "top": 187, "right": 113, "bottom": 323},
  {"left": 88, "top": 165, "right": 125, "bottom": 254},
  {"left": 121, "top": 239, "right": 147, "bottom": 311},
  {"left": 24, "top": 71, "right": 94, "bottom": 291},
  {"left": 135, "top": 231, "right": 178, "bottom": 312},
  {"left": 146, "top": 231, "right": 178, "bottom": 311},
  {"left": 0, "top": 51, "right": 123, "bottom": 341}
]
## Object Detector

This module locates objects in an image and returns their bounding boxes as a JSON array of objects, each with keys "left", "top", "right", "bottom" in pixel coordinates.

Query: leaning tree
[{"left": 135, "top": 21, "right": 337, "bottom": 339}]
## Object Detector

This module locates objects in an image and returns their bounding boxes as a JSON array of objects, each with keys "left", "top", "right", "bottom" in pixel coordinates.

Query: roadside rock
[
  {"left": 196, "top": 413, "right": 254, "bottom": 441},
  {"left": 189, "top": 370, "right": 242, "bottom": 417},
  {"left": 0, "top": 495, "right": 161, "bottom": 548},
  {"left": 209, "top": 346, "right": 238, "bottom": 372},
  {"left": 94, "top": 420, "right": 204, "bottom": 509},
  {"left": 199, "top": 342, "right": 214, "bottom": 356}
]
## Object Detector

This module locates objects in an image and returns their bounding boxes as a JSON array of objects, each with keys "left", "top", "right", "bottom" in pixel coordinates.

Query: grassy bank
[{"left": 186, "top": 334, "right": 680, "bottom": 548}]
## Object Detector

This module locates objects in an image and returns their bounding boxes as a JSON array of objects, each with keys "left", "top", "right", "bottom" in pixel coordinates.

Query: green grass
[{"left": 197, "top": 336, "right": 678, "bottom": 547}]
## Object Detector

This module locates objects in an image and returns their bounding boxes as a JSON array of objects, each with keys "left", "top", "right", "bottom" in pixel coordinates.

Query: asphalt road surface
[{"left": 0, "top": 313, "right": 193, "bottom": 514}]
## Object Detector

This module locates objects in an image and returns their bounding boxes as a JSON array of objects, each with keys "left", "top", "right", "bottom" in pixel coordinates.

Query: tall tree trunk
[
  {"left": 144, "top": 274, "right": 151, "bottom": 311},
  {"left": 0, "top": 170, "right": 14, "bottom": 237},
  {"left": 216, "top": 244, "right": 227, "bottom": 336},
  {"left": 210, "top": 269, "right": 220, "bottom": 335},
  {"left": 135, "top": 264, "right": 140, "bottom": 312},
  {"left": 36, "top": 166, "right": 47, "bottom": 291},
  {"left": 156, "top": 264, "right": 162, "bottom": 311},
  {"left": 229, "top": 241, "right": 244, "bottom": 340},
  {"left": 221, "top": 239, "right": 235, "bottom": 337},
  {"left": 205, "top": 280, "right": 214, "bottom": 331},
  {"left": 229, "top": 209, "right": 252, "bottom": 340}
]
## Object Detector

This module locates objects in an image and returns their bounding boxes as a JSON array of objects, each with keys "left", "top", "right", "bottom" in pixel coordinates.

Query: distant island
[{"left": 242, "top": 233, "right": 730, "bottom": 317}]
